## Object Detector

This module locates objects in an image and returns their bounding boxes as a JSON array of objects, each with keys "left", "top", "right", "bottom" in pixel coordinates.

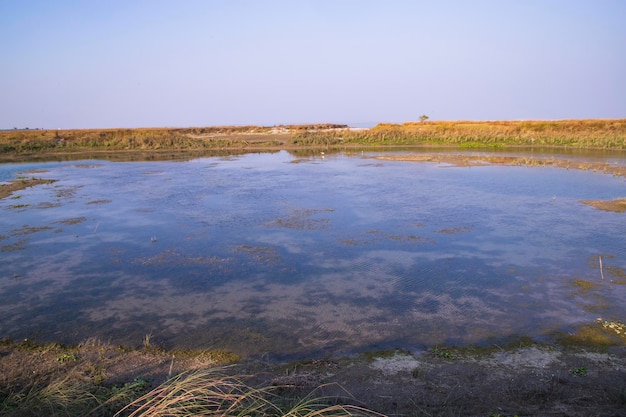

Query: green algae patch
[
  {"left": 571, "top": 279, "right": 600, "bottom": 294},
  {"left": 556, "top": 319, "right": 626, "bottom": 350},
  {"left": 607, "top": 266, "right": 626, "bottom": 284}
]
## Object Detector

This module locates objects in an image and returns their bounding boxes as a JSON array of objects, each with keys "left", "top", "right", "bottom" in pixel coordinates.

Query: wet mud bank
[{"left": 1, "top": 338, "right": 625, "bottom": 416}]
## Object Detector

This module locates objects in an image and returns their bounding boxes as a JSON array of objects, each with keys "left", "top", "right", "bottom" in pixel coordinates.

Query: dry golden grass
[
  {"left": 2, "top": 119, "right": 625, "bottom": 156},
  {"left": 116, "top": 368, "right": 382, "bottom": 417},
  {"left": 0, "top": 124, "right": 348, "bottom": 155},
  {"left": 293, "top": 119, "right": 626, "bottom": 149}
]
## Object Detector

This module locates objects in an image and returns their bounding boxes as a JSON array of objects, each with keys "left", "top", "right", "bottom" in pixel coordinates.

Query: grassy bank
[
  {"left": 1, "top": 120, "right": 625, "bottom": 158},
  {"left": 292, "top": 119, "right": 626, "bottom": 149},
  {"left": 0, "top": 124, "right": 346, "bottom": 156},
  {"left": 2, "top": 334, "right": 625, "bottom": 417}
]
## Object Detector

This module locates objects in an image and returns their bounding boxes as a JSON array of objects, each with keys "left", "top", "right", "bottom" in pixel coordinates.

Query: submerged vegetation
[{"left": 1, "top": 119, "right": 625, "bottom": 159}]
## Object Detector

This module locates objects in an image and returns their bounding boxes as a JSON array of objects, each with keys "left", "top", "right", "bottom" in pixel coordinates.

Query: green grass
[{"left": 570, "top": 366, "right": 588, "bottom": 377}]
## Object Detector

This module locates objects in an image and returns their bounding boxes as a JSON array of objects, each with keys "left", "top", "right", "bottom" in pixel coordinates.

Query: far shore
[{"left": 1, "top": 119, "right": 625, "bottom": 162}]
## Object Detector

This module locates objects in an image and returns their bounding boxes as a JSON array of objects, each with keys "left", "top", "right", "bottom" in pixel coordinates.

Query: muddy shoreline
[{"left": 1, "top": 338, "right": 625, "bottom": 416}]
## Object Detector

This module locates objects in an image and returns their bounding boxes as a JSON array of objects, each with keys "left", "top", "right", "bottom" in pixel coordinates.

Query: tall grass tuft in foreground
[
  {"left": 1, "top": 370, "right": 98, "bottom": 417},
  {"left": 115, "top": 368, "right": 382, "bottom": 417},
  {"left": 1, "top": 367, "right": 383, "bottom": 417}
]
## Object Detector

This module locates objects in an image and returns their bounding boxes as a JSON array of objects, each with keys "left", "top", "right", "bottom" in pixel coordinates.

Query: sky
[{"left": 1, "top": 0, "right": 625, "bottom": 129}]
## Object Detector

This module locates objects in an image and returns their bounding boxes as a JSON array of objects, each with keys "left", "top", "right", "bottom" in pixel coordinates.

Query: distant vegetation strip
[
  {"left": 0, "top": 124, "right": 347, "bottom": 155},
  {"left": 292, "top": 119, "right": 626, "bottom": 149},
  {"left": 1, "top": 119, "right": 625, "bottom": 155}
]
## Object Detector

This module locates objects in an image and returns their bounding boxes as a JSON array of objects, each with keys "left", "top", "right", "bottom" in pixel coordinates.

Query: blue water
[{"left": 1, "top": 150, "right": 625, "bottom": 359}]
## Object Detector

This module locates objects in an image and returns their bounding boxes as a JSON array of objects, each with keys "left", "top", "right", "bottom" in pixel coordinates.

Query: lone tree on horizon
[{"left": 419, "top": 114, "right": 429, "bottom": 123}]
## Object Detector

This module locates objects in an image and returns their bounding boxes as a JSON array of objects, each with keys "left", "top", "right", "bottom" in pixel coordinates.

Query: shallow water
[{"left": 1, "top": 150, "right": 625, "bottom": 359}]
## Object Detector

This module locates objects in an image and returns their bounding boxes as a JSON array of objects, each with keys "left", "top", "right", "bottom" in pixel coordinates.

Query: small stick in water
[{"left": 599, "top": 255, "right": 605, "bottom": 280}]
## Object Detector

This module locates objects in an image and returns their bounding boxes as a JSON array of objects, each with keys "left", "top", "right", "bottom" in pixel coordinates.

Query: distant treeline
[
  {"left": 292, "top": 119, "right": 626, "bottom": 149},
  {"left": 1, "top": 120, "right": 625, "bottom": 155}
]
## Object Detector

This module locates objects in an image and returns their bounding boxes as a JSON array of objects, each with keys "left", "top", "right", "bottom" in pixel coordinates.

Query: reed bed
[
  {"left": 292, "top": 119, "right": 626, "bottom": 149},
  {"left": 2, "top": 120, "right": 624, "bottom": 155},
  {"left": 0, "top": 124, "right": 347, "bottom": 154}
]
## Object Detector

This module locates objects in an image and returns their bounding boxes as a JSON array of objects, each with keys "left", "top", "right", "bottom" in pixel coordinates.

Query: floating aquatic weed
[
  {"left": 1, "top": 238, "right": 28, "bottom": 252},
  {"left": 86, "top": 199, "right": 112, "bottom": 205},
  {"left": 234, "top": 244, "right": 279, "bottom": 265},
  {"left": 597, "top": 318, "right": 626, "bottom": 337},
  {"left": 269, "top": 207, "right": 335, "bottom": 230},
  {"left": 363, "top": 229, "right": 435, "bottom": 244},
  {"left": 55, "top": 217, "right": 88, "bottom": 225},
  {"left": 435, "top": 226, "right": 471, "bottom": 234},
  {"left": 134, "top": 249, "right": 234, "bottom": 267},
  {"left": 10, "top": 225, "right": 53, "bottom": 236}
]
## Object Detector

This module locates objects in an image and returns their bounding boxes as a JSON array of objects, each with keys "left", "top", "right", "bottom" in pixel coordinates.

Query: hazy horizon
[
  {"left": 1, "top": 1, "right": 625, "bottom": 130},
  {"left": 4, "top": 118, "right": 626, "bottom": 132}
]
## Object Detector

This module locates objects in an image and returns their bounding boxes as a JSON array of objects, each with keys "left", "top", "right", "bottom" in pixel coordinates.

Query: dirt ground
[
  {"left": 2, "top": 339, "right": 625, "bottom": 417},
  {"left": 270, "top": 346, "right": 626, "bottom": 417},
  {"left": 254, "top": 344, "right": 626, "bottom": 417}
]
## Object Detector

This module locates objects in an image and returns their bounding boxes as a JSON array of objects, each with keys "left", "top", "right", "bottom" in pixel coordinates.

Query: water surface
[{"left": 1, "top": 150, "right": 625, "bottom": 359}]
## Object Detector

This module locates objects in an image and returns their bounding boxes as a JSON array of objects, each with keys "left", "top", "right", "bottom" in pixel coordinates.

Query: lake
[{"left": 1, "top": 149, "right": 625, "bottom": 360}]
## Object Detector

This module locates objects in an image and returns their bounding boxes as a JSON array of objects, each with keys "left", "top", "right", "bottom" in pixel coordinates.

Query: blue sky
[{"left": 1, "top": 0, "right": 625, "bottom": 129}]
